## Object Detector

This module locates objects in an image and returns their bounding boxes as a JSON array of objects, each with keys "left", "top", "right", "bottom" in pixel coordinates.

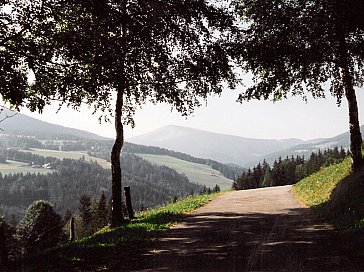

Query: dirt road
[{"left": 127, "top": 185, "right": 357, "bottom": 271}]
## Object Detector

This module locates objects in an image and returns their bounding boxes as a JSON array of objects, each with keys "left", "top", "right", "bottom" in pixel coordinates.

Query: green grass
[
  {"left": 0, "top": 160, "right": 53, "bottom": 175},
  {"left": 293, "top": 156, "right": 364, "bottom": 229},
  {"left": 24, "top": 148, "right": 111, "bottom": 169},
  {"left": 293, "top": 157, "right": 352, "bottom": 207},
  {"left": 75, "top": 193, "right": 218, "bottom": 247},
  {"left": 12, "top": 193, "right": 219, "bottom": 271},
  {"left": 137, "top": 154, "right": 233, "bottom": 190}
]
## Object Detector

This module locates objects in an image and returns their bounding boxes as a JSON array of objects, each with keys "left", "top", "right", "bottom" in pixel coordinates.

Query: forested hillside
[
  {"left": 0, "top": 149, "right": 202, "bottom": 222},
  {"left": 233, "top": 147, "right": 348, "bottom": 190}
]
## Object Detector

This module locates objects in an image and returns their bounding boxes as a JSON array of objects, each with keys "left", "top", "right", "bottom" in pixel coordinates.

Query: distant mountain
[
  {"left": 258, "top": 125, "right": 364, "bottom": 166},
  {"left": 0, "top": 110, "right": 109, "bottom": 140},
  {"left": 127, "top": 125, "right": 307, "bottom": 166}
]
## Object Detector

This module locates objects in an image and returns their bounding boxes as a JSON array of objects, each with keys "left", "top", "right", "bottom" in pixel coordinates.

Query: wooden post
[
  {"left": 69, "top": 217, "right": 75, "bottom": 241},
  {"left": 0, "top": 222, "right": 8, "bottom": 268},
  {"left": 124, "top": 186, "right": 134, "bottom": 219}
]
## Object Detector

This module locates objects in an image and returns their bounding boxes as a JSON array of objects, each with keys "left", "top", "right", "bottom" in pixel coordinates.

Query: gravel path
[{"left": 129, "top": 185, "right": 357, "bottom": 271}]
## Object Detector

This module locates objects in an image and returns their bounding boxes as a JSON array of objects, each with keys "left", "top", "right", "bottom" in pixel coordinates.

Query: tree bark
[
  {"left": 124, "top": 186, "right": 134, "bottom": 219},
  {"left": 340, "top": 66, "right": 363, "bottom": 171},
  {"left": 335, "top": 1, "right": 364, "bottom": 172},
  {"left": 110, "top": 0, "right": 127, "bottom": 227},
  {"left": 110, "top": 90, "right": 124, "bottom": 227}
]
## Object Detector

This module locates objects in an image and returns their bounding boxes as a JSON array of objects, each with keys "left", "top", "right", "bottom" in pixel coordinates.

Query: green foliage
[
  {"left": 16, "top": 200, "right": 66, "bottom": 254},
  {"left": 237, "top": 0, "right": 364, "bottom": 102}
]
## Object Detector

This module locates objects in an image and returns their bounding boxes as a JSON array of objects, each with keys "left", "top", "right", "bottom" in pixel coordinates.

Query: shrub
[{"left": 16, "top": 200, "right": 65, "bottom": 254}]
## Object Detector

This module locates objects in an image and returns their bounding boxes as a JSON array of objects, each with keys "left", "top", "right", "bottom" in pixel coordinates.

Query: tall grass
[{"left": 293, "top": 157, "right": 352, "bottom": 207}]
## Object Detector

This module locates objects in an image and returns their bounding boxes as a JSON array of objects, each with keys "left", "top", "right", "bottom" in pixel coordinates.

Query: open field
[
  {"left": 24, "top": 148, "right": 111, "bottom": 169},
  {"left": 0, "top": 160, "right": 53, "bottom": 175},
  {"left": 137, "top": 154, "right": 233, "bottom": 190}
]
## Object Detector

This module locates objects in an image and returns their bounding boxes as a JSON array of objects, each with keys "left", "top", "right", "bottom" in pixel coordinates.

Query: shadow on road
[{"left": 131, "top": 208, "right": 357, "bottom": 271}]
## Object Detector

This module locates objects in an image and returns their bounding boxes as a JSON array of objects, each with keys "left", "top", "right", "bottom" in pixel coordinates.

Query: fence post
[
  {"left": 124, "top": 186, "right": 134, "bottom": 219},
  {"left": 0, "top": 222, "right": 8, "bottom": 268},
  {"left": 69, "top": 217, "right": 75, "bottom": 241}
]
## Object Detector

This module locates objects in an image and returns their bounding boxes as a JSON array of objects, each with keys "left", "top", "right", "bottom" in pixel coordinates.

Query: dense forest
[
  {"left": 233, "top": 147, "right": 348, "bottom": 190},
  {"left": 0, "top": 149, "right": 203, "bottom": 222}
]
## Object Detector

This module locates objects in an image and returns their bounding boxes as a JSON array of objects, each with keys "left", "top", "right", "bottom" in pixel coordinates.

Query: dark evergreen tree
[
  {"left": 96, "top": 191, "right": 108, "bottom": 229},
  {"left": 78, "top": 195, "right": 93, "bottom": 237}
]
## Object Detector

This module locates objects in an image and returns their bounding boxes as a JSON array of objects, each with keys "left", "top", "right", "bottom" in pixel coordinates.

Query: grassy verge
[
  {"left": 12, "top": 193, "right": 219, "bottom": 271},
  {"left": 293, "top": 156, "right": 364, "bottom": 230}
]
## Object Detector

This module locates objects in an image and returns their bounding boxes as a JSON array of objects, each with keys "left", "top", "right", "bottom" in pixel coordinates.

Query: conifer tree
[{"left": 78, "top": 194, "right": 93, "bottom": 237}]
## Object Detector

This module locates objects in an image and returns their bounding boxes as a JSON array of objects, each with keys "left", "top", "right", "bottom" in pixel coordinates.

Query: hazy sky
[{"left": 21, "top": 84, "right": 364, "bottom": 141}]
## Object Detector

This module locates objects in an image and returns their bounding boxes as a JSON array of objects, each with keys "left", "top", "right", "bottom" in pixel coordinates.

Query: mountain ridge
[
  {"left": 0, "top": 110, "right": 110, "bottom": 140},
  {"left": 128, "top": 125, "right": 309, "bottom": 166}
]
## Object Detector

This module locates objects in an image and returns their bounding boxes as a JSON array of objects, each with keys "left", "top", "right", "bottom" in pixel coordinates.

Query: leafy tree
[
  {"left": 16, "top": 200, "right": 65, "bottom": 254},
  {"left": 237, "top": 0, "right": 364, "bottom": 171},
  {"left": 4, "top": 1, "right": 241, "bottom": 226}
]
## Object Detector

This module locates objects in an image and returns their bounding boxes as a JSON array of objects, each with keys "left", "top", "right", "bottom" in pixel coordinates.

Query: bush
[{"left": 16, "top": 200, "right": 66, "bottom": 254}]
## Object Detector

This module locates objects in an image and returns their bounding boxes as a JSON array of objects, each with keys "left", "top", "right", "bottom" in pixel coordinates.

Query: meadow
[
  {"left": 24, "top": 148, "right": 111, "bottom": 169},
  {"left": 137, "top": 154, "right": 233, "bottom": 190}
]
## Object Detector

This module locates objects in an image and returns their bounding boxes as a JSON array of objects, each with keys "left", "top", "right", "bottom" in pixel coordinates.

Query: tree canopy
[
  {"left": 236, "top": 0, "right": 364, "bottom": 170},
  {"left": 1, "top": 0, "right": 242, "bottom": 226}
]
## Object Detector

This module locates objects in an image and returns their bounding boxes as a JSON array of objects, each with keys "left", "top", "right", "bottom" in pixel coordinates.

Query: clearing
[
  {"left": 0, "top": 160, "right": 52, "bottom": 175},
  {"left": 23, "top": 148, "right": 111, "bottom": 169}
]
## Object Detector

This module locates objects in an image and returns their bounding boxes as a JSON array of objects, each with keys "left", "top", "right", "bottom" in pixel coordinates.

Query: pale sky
[{"left": 21, "top": 85, "right": 364, "bottom": 141}]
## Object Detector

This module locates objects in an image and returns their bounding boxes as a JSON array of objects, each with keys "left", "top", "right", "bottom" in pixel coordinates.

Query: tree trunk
[
  {"left": 110, "top": 90, "right": 124, "bottom": 227},
  {"left": 124, "top": 186, "right": 134, "bottom": 219},
  {"left": 341, "top": 67, "right": 363, "bottom": 171},
  {"left": 335, "top": 2, "right": 364, "bottom": 172}
]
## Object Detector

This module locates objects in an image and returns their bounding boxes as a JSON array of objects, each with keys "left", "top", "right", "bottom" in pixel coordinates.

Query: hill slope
[{"left": 137, "top": 154, "right": 233, "bottom": 190}]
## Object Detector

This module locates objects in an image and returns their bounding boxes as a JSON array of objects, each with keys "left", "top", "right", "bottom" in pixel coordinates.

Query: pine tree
[
  {"left": 96, "top": 191, "right": 108, "bottom": 229},
  {"left": 78, "top": 195, "right": 93, "bottom": 237}
]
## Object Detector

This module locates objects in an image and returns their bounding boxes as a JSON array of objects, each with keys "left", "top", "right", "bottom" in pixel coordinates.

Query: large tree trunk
[
  {"left": 336, "top": 1, "right": 364, "bottom": 172},
  {"left": 340, "top": 67, "right": 363, "bottom": 171},
  {"left": 110, "top": 90, "right": 124, "bottom": 227}
]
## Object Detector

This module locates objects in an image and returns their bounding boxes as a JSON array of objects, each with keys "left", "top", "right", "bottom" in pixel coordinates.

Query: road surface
[{"left": 127, "top": 185, "right": 357, "bottom": 271}]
